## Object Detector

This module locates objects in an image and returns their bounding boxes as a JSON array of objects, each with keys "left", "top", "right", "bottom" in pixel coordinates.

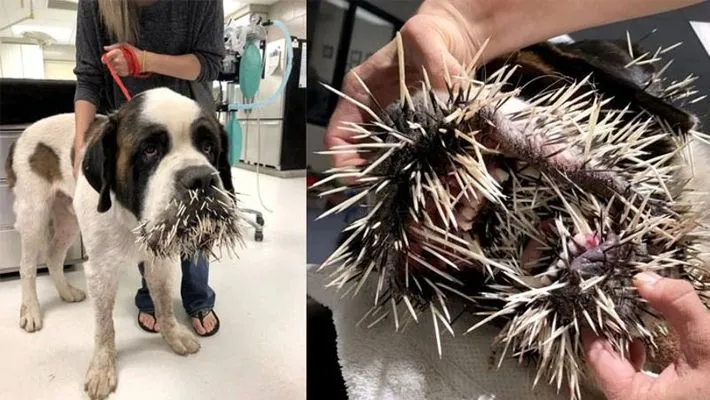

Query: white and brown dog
[{"left": 6, "top": 87, "right": 235, "bottom": 399}]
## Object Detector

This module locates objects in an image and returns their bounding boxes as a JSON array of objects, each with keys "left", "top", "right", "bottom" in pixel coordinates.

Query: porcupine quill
[
  {"left": 133, "top": 184, "right": 245, "bottom": 262},
  {"left": 311, "top": 30, "right": 710, "bottom": 399}
]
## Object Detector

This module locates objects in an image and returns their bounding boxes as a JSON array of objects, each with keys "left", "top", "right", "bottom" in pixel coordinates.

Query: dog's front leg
[
  {"left": 83, "top": 258, "right": 120, "bottom": 400},
  {"left": 143, "top": 258, "right": 201, "bottom": 355}
]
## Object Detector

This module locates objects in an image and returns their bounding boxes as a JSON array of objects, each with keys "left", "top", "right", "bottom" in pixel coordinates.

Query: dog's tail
[{"left": 5, "top": 141, "right": 17, "bottom": 191}]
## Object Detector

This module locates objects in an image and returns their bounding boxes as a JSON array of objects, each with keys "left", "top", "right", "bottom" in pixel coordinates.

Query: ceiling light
[{"left": 11, "top": 24, "right": 73, "bottom": 43}]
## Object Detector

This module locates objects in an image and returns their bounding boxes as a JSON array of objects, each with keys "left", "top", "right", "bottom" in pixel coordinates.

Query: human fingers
[
  {"left": 399, "top": 14, "right": 466, "bottom": 89},
  {"left": 325, "top": 20, "right": 463, "bottom": 170},
  {"left": 105, "top": 49, "right": 129, "bottom": 76},
  {"left": 103, "top": 49, "right": 122, "bottom": 65},
  {"left": 110, "top": 61, "right": 129, "bottom": 76},
  {"left": 582, "top": 331, "right": 654, "bottom": 400},
  {"left": 325, "top": 10, "right": 476, "bottom": 175},
  {"left": 324, "top": 40, "right": 400, "bottom": 172},
  {"left": 103, "top": 43, "right": 122, "bottom": 51},
  {"left": 634, "top": 272, "right": 710, "bottom": 365},
  {"left": 629, "top": 339, "right": 647, "bottom": 371}
]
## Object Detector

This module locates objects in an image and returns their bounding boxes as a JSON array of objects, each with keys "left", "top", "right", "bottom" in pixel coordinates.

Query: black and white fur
[{"left": 8, "top": 88, "right": 234, "bottom": 399}]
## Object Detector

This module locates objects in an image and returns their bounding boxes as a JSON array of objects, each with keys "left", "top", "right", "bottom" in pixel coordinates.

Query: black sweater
[{"left": 73, "top": 0, "right": 224, "bottom": 113}]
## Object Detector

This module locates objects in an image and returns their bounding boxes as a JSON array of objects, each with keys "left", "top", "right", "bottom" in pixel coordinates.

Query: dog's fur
[{"left": 7, "top": 88, "right": 235, "bottom": 399}]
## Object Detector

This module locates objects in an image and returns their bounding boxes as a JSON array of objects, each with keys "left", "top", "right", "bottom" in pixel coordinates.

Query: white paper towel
[{"left": 307, "top": 264, "right": 605, "bottom": 400}]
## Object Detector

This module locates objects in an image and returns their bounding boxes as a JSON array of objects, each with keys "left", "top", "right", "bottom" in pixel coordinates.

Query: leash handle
[{"left": 101, "top": 45, "right": 151, "bottom": 102}]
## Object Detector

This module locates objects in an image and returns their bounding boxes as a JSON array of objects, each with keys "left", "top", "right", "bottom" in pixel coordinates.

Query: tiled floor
[{"left": 0, "top": 168, "right": 306, "bottom": 400}]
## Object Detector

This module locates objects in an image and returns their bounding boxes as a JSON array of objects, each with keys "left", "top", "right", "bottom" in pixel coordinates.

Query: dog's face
[{"left": 82, "top": 88, "right": 235, "bottom": 224}]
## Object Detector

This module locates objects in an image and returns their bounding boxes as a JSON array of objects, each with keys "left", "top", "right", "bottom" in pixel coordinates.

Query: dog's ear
[
  {"left": 552, "top": 40, "right": 697, "bottom": 130},
  {"left": 483, "top": 40, "right": 698, "bottom": 132},
  {"left": 82, "top": 114, "right": 118, "bottom": 213},
  {"left": 217, "top": 124, "right": 235, "bottom": 195}
]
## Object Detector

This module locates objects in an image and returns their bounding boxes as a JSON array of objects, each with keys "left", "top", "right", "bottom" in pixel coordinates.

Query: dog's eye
[
  {"left": 201, "top": 141, "right": 213, "bottom": 154},
  {"left": 143, "top": 144, "right": 158, "bottom": 158}
]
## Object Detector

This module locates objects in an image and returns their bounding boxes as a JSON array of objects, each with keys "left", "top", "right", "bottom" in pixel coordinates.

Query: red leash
[{"left": 101, "top": 45, "right": 150, "bottom": 101}]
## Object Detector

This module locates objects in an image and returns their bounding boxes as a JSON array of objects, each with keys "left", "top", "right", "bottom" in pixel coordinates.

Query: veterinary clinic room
[
  {"left": 0, "top": 0, "right": 306, "bottom": 399},
  {"left": 306, "top": 0, "right": 710, "bottom": 399}
]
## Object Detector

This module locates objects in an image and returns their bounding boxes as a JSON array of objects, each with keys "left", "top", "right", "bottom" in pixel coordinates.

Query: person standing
[{"left": 73, "top": 0, "right": 225, "bottom": 336}]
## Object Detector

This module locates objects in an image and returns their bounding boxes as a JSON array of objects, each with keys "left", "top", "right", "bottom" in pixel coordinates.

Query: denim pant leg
[
  {"left": 134, "top": 262, "right": 154, "bottom": 312},
  {"left": 181, "top": 254, "right": 216, "bottom": 315}
]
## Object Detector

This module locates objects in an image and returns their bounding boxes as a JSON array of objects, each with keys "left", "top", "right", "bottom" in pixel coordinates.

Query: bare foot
[
  {"left": 138, "top": 311, "right": 160, "bottom": 332},
  {"left": 191, "top": 310, "right": 219, "bottom": 336}
]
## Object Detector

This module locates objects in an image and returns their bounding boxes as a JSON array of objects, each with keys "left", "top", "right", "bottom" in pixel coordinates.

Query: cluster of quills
[
  {"left": 134, "top": 185, "right": 244, "bottom": 261},
  {"left": 311, "top": 32, "right": 710, "bottom": 399}
]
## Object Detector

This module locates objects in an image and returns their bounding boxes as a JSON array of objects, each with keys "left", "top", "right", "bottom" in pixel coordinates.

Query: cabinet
[
  {"left": 0, "top": 79, "right": 84, "bottom": 274},
  {"left": 242, "top": 120, "right": 284, "bottom": 169}
]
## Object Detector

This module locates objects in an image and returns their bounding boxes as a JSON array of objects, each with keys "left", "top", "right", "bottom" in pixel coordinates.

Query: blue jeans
[{"left": 135, "top": 254, "right": 215, "bottom": 315}]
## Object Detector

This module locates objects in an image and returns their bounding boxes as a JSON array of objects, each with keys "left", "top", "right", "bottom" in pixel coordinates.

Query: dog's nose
[{"left": 177, "top": 166, "right": 219, "bottom": 192}]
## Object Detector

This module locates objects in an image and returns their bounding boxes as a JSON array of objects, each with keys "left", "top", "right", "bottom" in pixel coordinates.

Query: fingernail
[{"left": 634, "top": 271, "right": 661, "bottom": 286}]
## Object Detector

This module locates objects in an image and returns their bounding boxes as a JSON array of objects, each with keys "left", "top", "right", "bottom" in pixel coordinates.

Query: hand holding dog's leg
[
  {"left": 144, "top": 259, "right": 200, "bottom": 355},
  {"left": 84, "top": 260, "right": 120, "bottom": 400}
]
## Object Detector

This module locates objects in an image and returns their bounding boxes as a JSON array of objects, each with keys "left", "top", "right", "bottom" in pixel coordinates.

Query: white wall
[
  {"left": 0, "top": 0, "right": 33, "bottom": 33},
  {"left": 0, "top": 41, "right": 77, "bottom": 79},
  {"left": 268, "top": 0, "right": 307, "bottom": 39},
  {"left": 0, "top": 43, "right": 44, "bottom": 78},
  {"left": 44, "top": 60, "right": 75, "bottom": 80}
]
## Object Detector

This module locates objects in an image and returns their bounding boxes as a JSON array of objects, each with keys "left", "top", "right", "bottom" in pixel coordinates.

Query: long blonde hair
[{"left": 97, "top": 0, "right": 138, "bottom": 44}]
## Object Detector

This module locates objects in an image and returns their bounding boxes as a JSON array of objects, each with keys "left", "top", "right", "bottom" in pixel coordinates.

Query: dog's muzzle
[
  {"left": 176, "top": 165, "right": 220, "bottom": 199},
  {"left": 134, "top": 165, "right": 242, "bottom": 260}
]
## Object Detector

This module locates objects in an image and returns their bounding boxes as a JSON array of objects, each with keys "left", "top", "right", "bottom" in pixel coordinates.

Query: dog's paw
[
  {"left": 59, "top": 284, "right": 86, "bottom": 303},
  {"left": 84, "top": 350, "right": 117, "bottom": 400},
  {"left": 163, "top": 325, "right": 201, "bottom": 355},
  {"left": 19, "top": 301, "right": 42, "bottom": 332}
]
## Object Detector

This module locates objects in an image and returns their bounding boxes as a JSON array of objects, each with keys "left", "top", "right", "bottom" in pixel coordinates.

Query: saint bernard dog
[{"left": 5, "top": 87, "right": 235, "bottom": 399}]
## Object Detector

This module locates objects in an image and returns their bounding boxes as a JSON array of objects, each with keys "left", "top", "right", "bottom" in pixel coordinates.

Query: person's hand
[
  {"left": 583, "top": 272, "right": 710, "bottom": 400},
  {"left": 324, "top": 0, "right": 491, "bottom": 175},
  {"left": 102, "top": 43, "right": 142, "bottom": 77}
]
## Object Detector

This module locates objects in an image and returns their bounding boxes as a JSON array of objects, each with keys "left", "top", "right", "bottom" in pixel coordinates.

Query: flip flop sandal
[
  {"left": 137, "top": 310, "right": 159, "bottom": 334},
  {"left": 190, "top": 309, "right": 220, "bottom": 337}
]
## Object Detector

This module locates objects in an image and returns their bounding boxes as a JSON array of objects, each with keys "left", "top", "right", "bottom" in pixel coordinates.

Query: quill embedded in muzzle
[{"left": 134, "top": 185, "right": 244, "bottom": 261}]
